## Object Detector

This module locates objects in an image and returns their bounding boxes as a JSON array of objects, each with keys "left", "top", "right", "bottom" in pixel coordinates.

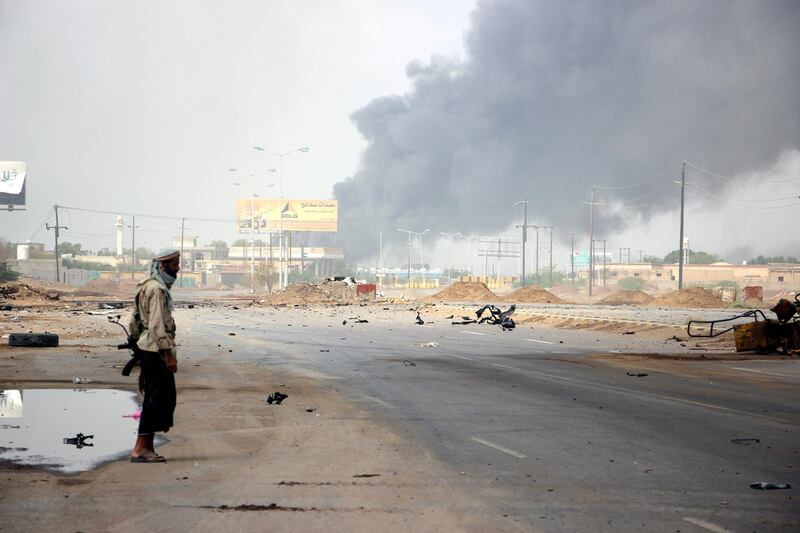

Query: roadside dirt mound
[
  {"left": 261, "top": 282, "right": 335, "bottom": 305},
  {"left": 598, "top": 290, "right": 654, "bottom": 305},
  {"left": 0, "top": 281, "right": 63, "bottom": 304},
  {"left": 648, "top": 287, "right": 725, "bottom": 308},
  {"left": 504, "top": 286, "right": 565, "bottom": 304},
  {"left": 427, "top": 282, "right": 499, "bottom": 302}
]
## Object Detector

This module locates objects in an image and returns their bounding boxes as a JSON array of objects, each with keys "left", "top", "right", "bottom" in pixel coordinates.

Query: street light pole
[
  {"left": 397, "top": 229, "right": 414, "bottom": 288},
  {"left": 253, "top": 145, "right": 309, "bottom": 290},
  {"left": 515, "top": 199, "right": 529, "bottom": 286},
  {"left": 678, "top": 160, "right": 686, "bottom": 289},
  {"left": 441, "top": 232, "right": 462, "bottom": 285}
]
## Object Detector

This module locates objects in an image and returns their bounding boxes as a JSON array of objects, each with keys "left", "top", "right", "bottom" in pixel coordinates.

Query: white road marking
[
  {"left": 487, "top": 362, "right": 795, "bottom": 425},
  {"left": 730, "top": 367, "right": 785, "bottom": 377},
  {"left": 461, "top": 331, "right": 486, "bottom": 336},
  {"left": 525, "top": 338, "right": 554, "bottom": 345},
  {"left": 493, "top": 363, "right": 524, "bottom": 372},
  {"left": 683, "top": 517, "right": 735, "bottom": 533},
  {"left": 448, "top": 354, "right": 476, "bottom": 361},
  {"left": 363, "top": 395, "right": 393, "bottom": 408},
  {"left": 470, "top": 437, "right": 527, "bottom": 459}
]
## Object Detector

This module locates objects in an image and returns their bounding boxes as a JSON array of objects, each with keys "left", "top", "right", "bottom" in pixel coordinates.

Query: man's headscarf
[{"left": 140, "top": 250, "right": 179, "bottom": 310}]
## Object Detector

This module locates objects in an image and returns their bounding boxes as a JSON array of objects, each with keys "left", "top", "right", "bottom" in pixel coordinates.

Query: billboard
[
  {"left": 236, "top": 198, "right": 338, "bottom": 233},
  {"left": 0, "top": 161, "right": 26, "bottom": 207}
]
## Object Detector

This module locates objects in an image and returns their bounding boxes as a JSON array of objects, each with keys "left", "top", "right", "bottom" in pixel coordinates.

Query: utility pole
[
  {"left": 587, "top": 187, "right": 596, "bottom": 297},
  {"left": 570, "top": 232, "right": 575, "bottom": 286},
  {"left": 46, "top": 204, "right": 68, "bottom": 283},
  {"left": 637, "top": 249, "right": 645, "bottom": 262},
  {"left": 179, "top": 218, "right": 185, "bottom": 287},
  {"left": 131, "top": 215, "right": 136, "bottom": 279},
  {"left": 515, "top": 199, "right": 530, "bottom": 286},
  {"left": 678, "top": 160, "right": 686, "bottom": 289},
  {"left": 441, "top": 232, "right": 462, "bottom": 285},
  {"left": 602, "top": 239, "right": 607, "bottom": 287},
  {"left": 534, "top": 226, "right": 539, "bottom": 280},
  {"left": 398, "top": 229, "right": 414, "bottom": 288},
  {"left": 549, "top": 227, "right": 553, "bottom": 284},
  {"left": 378, "top": 230, "right": 383, "bottom": 293}
]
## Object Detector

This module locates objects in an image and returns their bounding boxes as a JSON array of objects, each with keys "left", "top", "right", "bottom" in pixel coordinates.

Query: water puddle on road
[{"left": 0, "top": 388, "right": 145, "bottom": 473}]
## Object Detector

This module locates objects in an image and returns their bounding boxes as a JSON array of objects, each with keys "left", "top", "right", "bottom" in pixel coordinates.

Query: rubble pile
[
  {"left": 648, "top": 287, "right": 725, "bottom": 308},
  {"left": 0, "top": 282, "right": 61, "bottom": 303},
  {"left": 261, "top": 282, "right": 336, "bottom": 305},
  {"left": 505, "top": 286, "right": 565, "bottom": 304},
  {"left": 427, "top": 282, "right": 499, "bottom": 302},
  {"left": 598, "top": 290, "right": 654, "bottom": 305}
]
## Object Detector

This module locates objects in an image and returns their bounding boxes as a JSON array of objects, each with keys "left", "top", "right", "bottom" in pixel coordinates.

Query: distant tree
[
  {"left": 663, "top": 249, "right": 722, "bottom": 264},
  {"left": 642, "top": 255, "right": 663, "bottom": 265},
  {"left": 59, "top": 242, "right": 82, "bottom": 256},
  {"left": 96, "top": 247, "right": 115, "bottom": 256},
  {"left": 618, "top": 276, "right": 646, "bottom": 290},
  {"left": 231, "top": 239, "right": 248, "bottom": 248},
  {"left": 207, "top": 240, "right": 229, "bottom": 259},
  {"left": 747, "top": 255, "right": 799, "bottom": 264},
  {"left": 0, "top": 262, "right": 19, "bottom": 282},
  {"left": 0, "top": 239, "right": 15, "bottom": 261},
  {"left": 123, "top": 247, "right": 156, "bottom": 261}
]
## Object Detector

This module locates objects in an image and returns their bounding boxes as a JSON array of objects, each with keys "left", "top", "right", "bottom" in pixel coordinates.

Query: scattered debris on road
[
  {"left": 266, "top": 392, "right": 288, "bottom": 405},
  {"left": 626, "top": 372, "right": 648, "bottom": 377},
  {"left": 305, "top": 407, "right": 317, "bottom": 413},
  {"left": 416, "top": 312, "right": 425, "bottom": 325},
  {"left": 8, "top": 332, "right": 59, "bottom": 347},
  {"left": 63, "top": 433, "right": 94, "bottom": 448},
  {"left": 476, "top": 304, "right": 516, "bottom": 330},
  {"left": 731, "top": 438, "right": 760, "bottom": 445},
  {"left": 403, "top": 359, "right": 417, "bottom": 366},
  {"left": 417, "top": 342, "right": 439, "bottom": 348},
  {"left": 750, "top": 482, "right": 791, "bottom": 490}
]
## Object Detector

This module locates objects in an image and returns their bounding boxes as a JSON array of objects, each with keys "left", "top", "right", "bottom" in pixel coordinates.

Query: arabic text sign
[
  {"left": 0, "top": 162, "right": 26, "bottom": 206},
  {"left": 236, "top": 198, "right": 338, "bottom": 233}
]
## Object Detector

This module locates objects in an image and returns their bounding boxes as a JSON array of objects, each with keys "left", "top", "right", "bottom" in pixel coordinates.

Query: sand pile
[
  {"left": 504, "top": 286, "right": 565, "bottom": 304},
  {"left": 598, "top": 290, "right": 654, "bottom": 305},
  {"left": 262, "top": 282, "right": 335, "bottom": 305},
  {"left": 648, "top": 287, "right": 725, "bottom": 308},
  {"left": 427, "top": 282, "right": 499, "bottom": 302},
  {"left": 0, "top": 282, "right": 61, "bottom": 302}
]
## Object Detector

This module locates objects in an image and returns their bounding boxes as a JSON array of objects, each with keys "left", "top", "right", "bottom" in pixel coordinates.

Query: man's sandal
[{"left": 130, "top": 454, "right": 167, "bottom": 463}]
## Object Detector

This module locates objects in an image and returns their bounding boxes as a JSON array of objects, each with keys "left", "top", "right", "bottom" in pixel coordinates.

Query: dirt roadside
[{"left": 0, "top": 311, "right": 506, "bottom": 533}]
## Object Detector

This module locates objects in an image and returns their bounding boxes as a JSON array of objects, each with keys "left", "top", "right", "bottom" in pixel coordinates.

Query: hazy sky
[
  {"left": 2, "top": 0, "right": 798, "bottom": 270},
  {"left": 0, "top": 0, "right": 474, "bottom": 249}
]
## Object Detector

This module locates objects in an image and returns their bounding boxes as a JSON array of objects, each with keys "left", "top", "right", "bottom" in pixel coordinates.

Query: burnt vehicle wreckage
[{"left": 689, "top": 293, "right": 800, "bottom": 354}]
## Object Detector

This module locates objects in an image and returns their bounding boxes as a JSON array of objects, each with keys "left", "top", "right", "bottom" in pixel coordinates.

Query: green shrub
[
  {"left": 0, "top": 263, "right": 19, "bottom": 283},
  {"left": 618, "top": 276, "right": 646, "bottom": 290}
]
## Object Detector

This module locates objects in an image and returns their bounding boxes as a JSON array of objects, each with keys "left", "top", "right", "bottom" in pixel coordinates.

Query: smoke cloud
[{"left": 334, "top": 0, "right": 800, "bottom": 260}]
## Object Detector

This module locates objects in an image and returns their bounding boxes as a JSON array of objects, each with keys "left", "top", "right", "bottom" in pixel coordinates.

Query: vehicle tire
[{"left": 8, "top": 333, "right": 59, "bottom": 347}]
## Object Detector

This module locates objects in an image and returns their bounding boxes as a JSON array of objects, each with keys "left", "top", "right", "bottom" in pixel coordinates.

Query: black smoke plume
[{"left": 334, "top": 0, "right": 800, "bottom": 260}]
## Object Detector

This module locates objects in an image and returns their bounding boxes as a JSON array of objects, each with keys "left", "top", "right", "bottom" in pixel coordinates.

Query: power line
[
  {"left": 685, "top": 160, "right": 800, "bottom": 184},
  {"left": 689, "top": 182, "right": 800, "bottom": 209},
  {"left": 593, "top": 171, "right": 668, "bottom": 191}
]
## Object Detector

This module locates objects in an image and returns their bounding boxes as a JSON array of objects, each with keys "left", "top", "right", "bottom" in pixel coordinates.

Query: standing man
[{"left": 127, "top": 250, "right": 180, "bottom": 463}]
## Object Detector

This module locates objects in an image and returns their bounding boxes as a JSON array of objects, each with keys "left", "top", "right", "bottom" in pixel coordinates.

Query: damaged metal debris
[
  {"left": 63, "top": 433, "right": 94, "bottom": 449},
  {"left": 266, "top": 392, "right": 288, "bottom": 405},
  {"left": 688, "top": 292, "right": 800, "bottom": 354},
  {"left": 474, "top": 304, "right": 517, "bottom": 330}
]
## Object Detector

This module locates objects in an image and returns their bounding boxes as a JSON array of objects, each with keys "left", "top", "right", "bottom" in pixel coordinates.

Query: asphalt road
[{"left": 189, "top": 305, "right": 799, "bottom": 532}]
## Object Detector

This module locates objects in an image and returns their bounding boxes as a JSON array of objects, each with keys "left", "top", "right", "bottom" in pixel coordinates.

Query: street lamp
[
  {"left": 253, "top": 145, "right": 309, "bottom": 289},
  {"left": 230, "top": 167, "right": 276, "bottom": 294},
  {"left": 440, "top": 232, "right": 462, "bottom": 284},
  {"left": 397, "top": 229, "right": 414, "bottom": 288}
]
